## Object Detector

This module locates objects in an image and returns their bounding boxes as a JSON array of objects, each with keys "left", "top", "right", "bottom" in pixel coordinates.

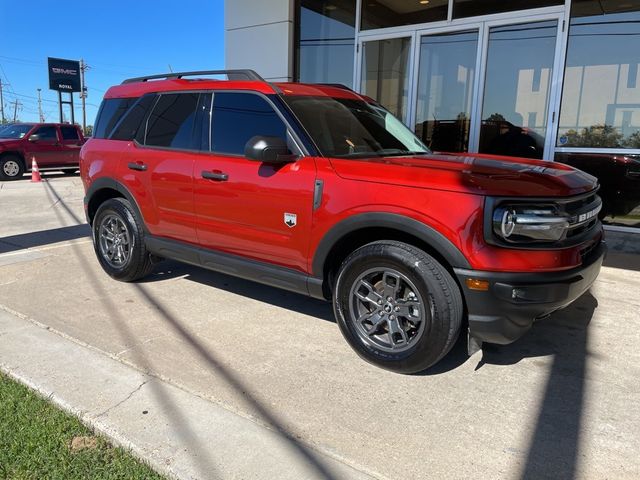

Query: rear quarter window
[{"left": 93, "top": 98, "right": 136, "bottom": 139}]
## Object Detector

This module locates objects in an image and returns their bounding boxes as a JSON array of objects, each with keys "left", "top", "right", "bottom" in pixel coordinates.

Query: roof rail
[
  {"left": 316, "top": 83, "right": 354, "bottom": 92},
  {"left": 122, "top": 69, "right": 265, "bottom": 84}
]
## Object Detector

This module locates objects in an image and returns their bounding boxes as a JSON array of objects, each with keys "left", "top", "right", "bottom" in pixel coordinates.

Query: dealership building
[{"left": 225, "top": 0, "right": 640, "bottom": 231}]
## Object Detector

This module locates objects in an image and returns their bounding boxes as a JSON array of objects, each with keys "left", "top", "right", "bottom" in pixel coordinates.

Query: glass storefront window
[
  {"left": 452, "top": 0, "right": 563, "bottom": 19},
  {"left": 479, "top": 21, "right": 558, "bottom": 159},
  {"left": 415, "top": 30, "right": 478, "bottom": 152},
  {"left": 361, "top": 0, "right": 448, "bottom": 31},
  {"left": 296, "top": 0, "right": 356, "bottom": 88},
  {"left": 557, "top": 8, "right": 640, "bottom": 149},
  {"left": 361, "top": 37, "right": 411, "bottom": 121}
]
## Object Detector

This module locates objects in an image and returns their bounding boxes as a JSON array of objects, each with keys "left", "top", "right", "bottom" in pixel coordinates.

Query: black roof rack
[{"left": 122, "top": 69, "right": 265, "bottom": 84}]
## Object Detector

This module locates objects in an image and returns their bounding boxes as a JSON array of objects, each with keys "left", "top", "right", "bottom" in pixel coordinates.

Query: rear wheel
[
  {"left": 92, "top": 198, "right": 154, "bottom": 281},
  {"left": 333, "top": 241, "right": 462, "bottom": 374},
  {"left": 0, "top": 155, "right": 25, "bottom": 180}
]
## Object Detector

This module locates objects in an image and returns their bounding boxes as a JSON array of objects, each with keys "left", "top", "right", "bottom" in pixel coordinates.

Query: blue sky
[{"left": 0, "top": 0, "right": 225, "bottom": 125}]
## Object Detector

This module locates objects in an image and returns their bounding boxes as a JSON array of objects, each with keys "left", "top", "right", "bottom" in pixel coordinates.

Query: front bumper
[{"left": 454, "top": 241, "right": 606, "bottom": 345}]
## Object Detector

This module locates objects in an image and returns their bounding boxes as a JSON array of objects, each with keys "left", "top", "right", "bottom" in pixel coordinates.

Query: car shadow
[
  {"left": 0, "top": 224, "right": 90, "bottom": 254},
  {"left": 143, "top": 260, "right": 335, "bottom": 323}
]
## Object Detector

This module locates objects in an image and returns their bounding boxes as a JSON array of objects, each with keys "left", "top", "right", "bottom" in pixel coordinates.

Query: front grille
[{"left": 562, "top": 192, "right": 602, "bottom": 240}]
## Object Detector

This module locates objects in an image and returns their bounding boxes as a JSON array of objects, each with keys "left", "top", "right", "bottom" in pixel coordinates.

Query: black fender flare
[
  {"left": 311, "top": 212, "right": 471, "bottom": 278},
  {"left": 84, "top": 177, "right": 146, "bottom": 229}
]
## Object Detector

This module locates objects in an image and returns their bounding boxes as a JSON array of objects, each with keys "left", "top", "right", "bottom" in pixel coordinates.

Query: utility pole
[
  {"left": 11, "top": 99, "right": 21, "bottom": 122},
  {"left": 37, "top": 88, "right": 45, "bottom": 122},
  {"left": 0, "top": 79, "right": 5, "bottom": 124},
  {"left": 80, "top": 59, "right": 89, "bottom": 133}
]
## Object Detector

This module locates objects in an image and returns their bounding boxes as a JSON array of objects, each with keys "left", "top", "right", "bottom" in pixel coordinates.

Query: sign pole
[
  {"left": 58, "top": 90, "right": 63, "bottom": 123},
  {"left": 70, "top": 93, "right": 75, "bottom": 125}
]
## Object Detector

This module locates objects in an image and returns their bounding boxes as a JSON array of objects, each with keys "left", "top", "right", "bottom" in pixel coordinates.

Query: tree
[
  {"left": 562, "top": 124, "right": 623, "bottom": 148},
  {"left": 623, "top": 130, "right": 640, "bottom": 149},
  {"left": 84, "top": 125, "right": 93, "bottom": 137}
]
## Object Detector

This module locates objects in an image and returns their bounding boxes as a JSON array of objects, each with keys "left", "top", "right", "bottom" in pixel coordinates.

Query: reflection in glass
[
  {"left": 361, "top": 37, "right": 411, "bottom": 121},
  {"left": 415, "top": 31, "right": 478, "bottom": 152},
  {"left": 297, "top": 0, "right": 356, "bottom": 88},
  {"left": 453, "top": 0, "right": 563, "bottom": 19},
  {"left": 361, "top": 0, "right": 447, "bottom": 31},
  {"left": 557, "top": 10, "right": 640, "bottom": 148},
  {"left": 479, "top": 21, "right": 557, "bottom": 159},
  {"left": 555, "top": 152, "right": 640, "bottom": 228}
]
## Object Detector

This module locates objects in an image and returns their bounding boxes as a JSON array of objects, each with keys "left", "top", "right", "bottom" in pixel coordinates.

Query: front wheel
[
  {"left": 0, "top": 155, "right": 25, "bottom": 180},
  {"left": 92, "top": 198, "right": 154, "bottom": 282},
  {"left": 333, "top": 241, "right": 463, "bottom": 374}
]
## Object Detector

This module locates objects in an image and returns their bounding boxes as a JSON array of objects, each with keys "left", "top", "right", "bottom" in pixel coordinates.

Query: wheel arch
[
  {"left": 312, "top": 213, "right": 471, "bottom": 299},
  {"left": 85, "top": 177, "right": 145, "bottom": 229}
]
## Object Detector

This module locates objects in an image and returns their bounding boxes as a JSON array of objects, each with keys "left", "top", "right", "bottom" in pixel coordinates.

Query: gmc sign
[{"left": 48, "top": 57, "right": 81, "bottom": 92}]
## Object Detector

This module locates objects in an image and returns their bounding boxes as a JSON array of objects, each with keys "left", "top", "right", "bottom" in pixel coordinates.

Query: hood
[
  {"left": 330, "top": 152, "right": 599, "bottom": 197},
  {"left": 0, "top": 138, "right": 22, "bottom": 149}
]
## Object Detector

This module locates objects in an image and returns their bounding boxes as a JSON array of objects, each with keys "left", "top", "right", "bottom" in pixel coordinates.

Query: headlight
[{"left": 493, "top": 204, "right": 570, "bottom": 243}]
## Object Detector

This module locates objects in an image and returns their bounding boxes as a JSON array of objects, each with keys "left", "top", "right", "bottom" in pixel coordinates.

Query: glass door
[
  {"left": 360, "top": 36, "right": 413, "bottom": 123},
  {"left": 414, "top": 29, "right": 480, "bottom": 152},
  {"left": 478, "top": 19, "right": 560, "bottom": 159}
]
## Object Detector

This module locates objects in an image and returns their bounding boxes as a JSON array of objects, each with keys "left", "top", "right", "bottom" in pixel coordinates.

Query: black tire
[
  {"left": 0, "top": 155, "right": 25, "bottom": 180},
  {"left": 92, "top": 198, "right": 154, "bottom": 282},
  {"left": 333, "top": 241, "right": 463, "bottom": 374}
]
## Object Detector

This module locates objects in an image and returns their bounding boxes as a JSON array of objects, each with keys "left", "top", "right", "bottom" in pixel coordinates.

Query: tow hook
[{"left": 467, "top": 329, "right": 483, "bottom": 356}]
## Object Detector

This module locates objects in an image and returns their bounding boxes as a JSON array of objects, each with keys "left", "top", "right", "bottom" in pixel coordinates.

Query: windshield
[
  {"left": 282, "top": 96, "right": 430, "bottom": 158},
  {"left": 0, "top": 124, "right": 34, "bottom": 139}
]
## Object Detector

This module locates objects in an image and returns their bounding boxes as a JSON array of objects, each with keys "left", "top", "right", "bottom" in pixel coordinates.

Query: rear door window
[
  {"left": 144, "top": 93, "right": 200, "bottom": 150},
  {"left": 210, "top": 92, "right": 287, "bottom": 156},
  {"left": 60, "top": 125, "right": 79, "bottom": 141}
]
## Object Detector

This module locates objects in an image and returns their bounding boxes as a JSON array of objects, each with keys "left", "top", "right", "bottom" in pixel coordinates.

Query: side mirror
[
  {"left": 28, "top": 134, "right": 41, "bottom": 142},
  {"left": 244, "top": 136, "right": 297, "bottom": 164}
]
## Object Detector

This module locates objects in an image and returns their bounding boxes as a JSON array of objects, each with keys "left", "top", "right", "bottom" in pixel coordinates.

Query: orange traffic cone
[{"left": 31, "top": 156, "right": 42, "bottom": 183}]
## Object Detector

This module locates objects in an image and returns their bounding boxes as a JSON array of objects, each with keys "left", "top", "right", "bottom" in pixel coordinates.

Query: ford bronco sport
[{"left": 80, "top": 70, "right": 605, "bottom": 373}]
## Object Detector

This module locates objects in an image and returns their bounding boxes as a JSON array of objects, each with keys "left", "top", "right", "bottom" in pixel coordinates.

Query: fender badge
[{"left": 284, "top": 213, "right": 297, "bottom": 228}]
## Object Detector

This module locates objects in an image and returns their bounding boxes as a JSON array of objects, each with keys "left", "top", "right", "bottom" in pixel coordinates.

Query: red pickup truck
[{"left": 0, "top": 123, "right": 85, "bottom": 180}]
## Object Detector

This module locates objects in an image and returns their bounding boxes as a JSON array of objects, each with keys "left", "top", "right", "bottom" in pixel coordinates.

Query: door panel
[
  {"left": 479, "top": 20, "right": 559, "bottom": 159},
  {"left": 59, "top": 125, "right": 83, "bottom": 165},
  {"left": 29, "top": 125, "right": 67, "bottom": 166},
  {"left": 194, "top": 155, "right": 316, "bottom": 271}
]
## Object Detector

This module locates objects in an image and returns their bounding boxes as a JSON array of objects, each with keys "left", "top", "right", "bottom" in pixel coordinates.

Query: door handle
[
  {"left": 128, "top": 162, "right": 147, "bottom": 171},
  {"left": 201, "top": 170, "right": 228, "bottom": 181}
]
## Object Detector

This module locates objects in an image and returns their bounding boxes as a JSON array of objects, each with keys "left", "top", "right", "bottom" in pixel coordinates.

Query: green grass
[{"left": 0, "top": 373, "right": 164, "bottom": 479}]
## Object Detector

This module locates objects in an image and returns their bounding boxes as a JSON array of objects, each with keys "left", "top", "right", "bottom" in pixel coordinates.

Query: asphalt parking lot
[{"left": 1, "top": 174, "right": 639, "bottom": 480}]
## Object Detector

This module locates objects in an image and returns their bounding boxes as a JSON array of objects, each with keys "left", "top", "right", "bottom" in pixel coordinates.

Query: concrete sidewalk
[
  {"left": 0, "top": 307, "right": 374, "bottom": 480},
  {"left": 1, "top": 176, "right": 639, "bottom": 480}
]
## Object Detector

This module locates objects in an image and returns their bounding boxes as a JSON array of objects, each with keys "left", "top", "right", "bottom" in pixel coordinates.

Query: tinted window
[
  {"left": 111, "top": 94, "right": 156, "bottom": 141},
  {"left": 297, "top": 0, "right": 356, "bottom": 88},
  {"left": 453, "top": 0, "right": 563, "bottom": 19},
  {"left": 361, "top": 0, "right": 447, "bottom": 30},
  {"left": 60, "top": 125, "right": 79, "bottom": 141},
  {"left": 93, "top": 98, "right": 135, "bottom": 139},
  {"left": 211, "top": 93, "right": 287, "bottom": 156},
  {"left": 145, "top": 93, "right": 199, "bottom": 149},
  {"left": 33, "top": 126, "right": 58, "bottom": 141}
]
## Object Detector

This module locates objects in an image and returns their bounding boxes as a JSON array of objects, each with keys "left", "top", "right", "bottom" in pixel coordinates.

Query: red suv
[
  {"left": 0, "top": 122, "right": 85, "bottom": 180},
  {"left": 80, "top": 70, "right": 606, "bottom": 373}
]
